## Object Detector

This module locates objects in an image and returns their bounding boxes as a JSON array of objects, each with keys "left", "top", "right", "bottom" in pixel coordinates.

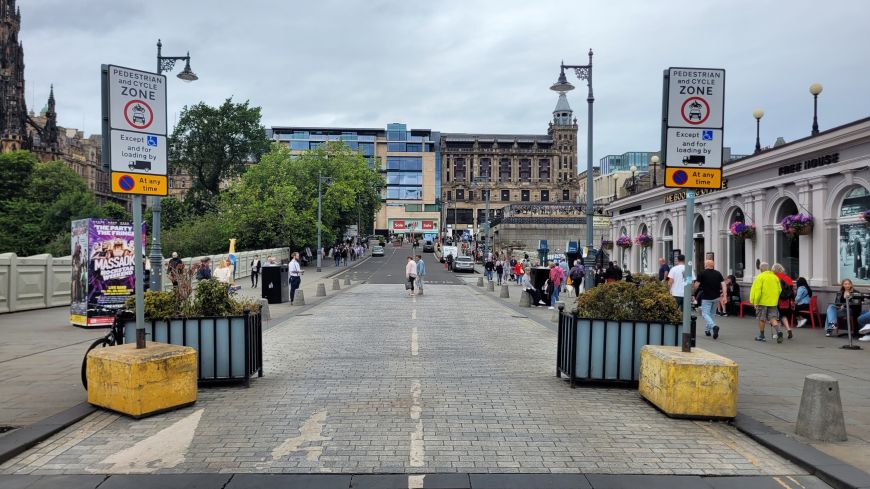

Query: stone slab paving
[{"left": 1, "top": 284, "right": 810, "bottom": 476}]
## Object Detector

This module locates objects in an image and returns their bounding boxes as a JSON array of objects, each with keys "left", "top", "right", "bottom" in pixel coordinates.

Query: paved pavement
[
  {"left": 0, "top": 245, "right": 817, "bottom": 482},
  {"left": 467, "top": 276, "right": 870, "bottom": 473},
  {"left": 0, "top": 253, "right": 362, "bottom": 430}
]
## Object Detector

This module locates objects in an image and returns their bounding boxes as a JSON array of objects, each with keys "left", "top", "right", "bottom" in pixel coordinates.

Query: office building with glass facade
[
  {"left": 270, "top": 123, "right": 441, "bottom": 237},
  {"left": 599, "top": 151, "right": 656, "bottom": 175}
]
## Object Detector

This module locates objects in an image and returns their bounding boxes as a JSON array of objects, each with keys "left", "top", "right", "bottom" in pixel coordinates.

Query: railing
[{"left": 0, "top": 247, "right": 289, "bottom": 314}]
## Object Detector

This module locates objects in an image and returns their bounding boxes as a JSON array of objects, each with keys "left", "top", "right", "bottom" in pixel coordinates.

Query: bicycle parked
[{"left": 80, "top": 310, "right": 134, "bottom": 389}]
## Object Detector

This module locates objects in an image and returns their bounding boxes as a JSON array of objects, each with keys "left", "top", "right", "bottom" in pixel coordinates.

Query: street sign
[
  {"left": 665, "top": 167, "right": 722, "bottom": 189},
  {"left": 666, "top": 68, "right": 725, "bottom": 129},
  {"left": 103, "top": 64, "right": 169, "bottom": 196},
  {"left": 111, "top": 172, "right": 168, "bottom": 196},
  {"left": 107, "top": 65, "right": 167, "bottom": 135},
  {"left": 665, "top": 128, "right": 723, "bottom": 168},
  {"left": 110, "top": 131, "right": 167, "bottom": 174}
]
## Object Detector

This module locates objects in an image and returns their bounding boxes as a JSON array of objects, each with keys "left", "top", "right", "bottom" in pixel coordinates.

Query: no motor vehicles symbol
[
  {"left": 124, "top": 99, "right": 154, "bottom": 130},
  {"left": 681, "top": 97, "right": 710, "bottom": 125}
]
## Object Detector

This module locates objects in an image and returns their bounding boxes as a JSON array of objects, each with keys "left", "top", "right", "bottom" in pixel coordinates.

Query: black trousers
[
  {"left": 251, "top": 271, "right": 259, "bottom": 287},
  {"left": 289, "top": 276, "right": 301, "bottom": 302}
]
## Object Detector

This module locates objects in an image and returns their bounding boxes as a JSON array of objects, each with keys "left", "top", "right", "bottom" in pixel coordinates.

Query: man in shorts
[{"left": 749, "top": 261, "right": 784, "bottom": 343}]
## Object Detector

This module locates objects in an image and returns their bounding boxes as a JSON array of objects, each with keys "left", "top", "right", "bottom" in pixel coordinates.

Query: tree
[
  {"left": 0, "top": 150, "right": 36, "bottom": 200},
  {"left": 169, "top": 98, "right": 271, "bottom": 199}
]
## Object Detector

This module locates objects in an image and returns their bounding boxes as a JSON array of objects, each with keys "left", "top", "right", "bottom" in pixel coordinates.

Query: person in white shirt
[
  {"left": 213, "top": 258, "right": 233, "bottom": 284},
  {"left": 288, "top": 252, "right": 303, "bottom": 305},
  {"left": 667, "top": 254, "right": 687, "bottom": 309},
  {"left": 405, "top": 256, "right": 417, "bottom": 297}
]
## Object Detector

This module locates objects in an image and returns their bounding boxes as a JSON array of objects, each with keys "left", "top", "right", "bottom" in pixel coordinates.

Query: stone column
[
  {"left": 708, "top": 200, "right": 723, "bottom": 267},
  {"left": 809, "top": 177, "right": 830, "bottom": 287},
  {"left": 797, "top": 179, "right": 812, "bottom": 280},
  {"left": 673, "top": 208, "right": 685, "bottom": 257}
]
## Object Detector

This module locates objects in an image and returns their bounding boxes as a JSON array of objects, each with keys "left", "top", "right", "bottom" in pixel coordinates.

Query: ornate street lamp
[
  {"left": 809, "top": 83, "right": 823, "bottom": 135},
  {"left": 650, "top": 155, "right": 659, "bottom": 187},
  {"left": 753, "top": 109, "right": 764, "bottom": 154}
]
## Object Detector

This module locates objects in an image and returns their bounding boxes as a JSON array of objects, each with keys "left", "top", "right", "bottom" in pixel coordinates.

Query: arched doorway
[
  {"left": 728, "top": 208, "right": 747, "bottom": 278},
  {"left": 638, "top": 224, "right": 649, "bottom": 274},
  {"left": 619, "top": 225, "right": 629, "bottom": 267},
  {"left": 662, "top": 220, "right": 674, "bottom": 265},
  {"left": 838, "top": 186, "right": 870, "bottom": 285},
  {"left": 693, "top": 215, "right": 705, "bottom": 270},
  {"left": 775, "top": 199, "right": 799, "bottom": 279}
]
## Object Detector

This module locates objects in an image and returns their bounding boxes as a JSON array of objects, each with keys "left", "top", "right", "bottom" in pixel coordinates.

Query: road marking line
[
  {"left": 408, "top": 475, "right": 425, "bottom": 488},
  {"left": 94, "top": 408, "right": 203, "bottom": 473},
  {"left": 271, "top": 410, "right": 329, "bottom": 462},
  {"left": 411, "top": 326, "right": 418, "bottom": 356},
  {"left": 411, "top": 308, "right": 417, "bottom": 320},
  {"left": 409, "top": 380, "right": 424, "bottom": 467}
]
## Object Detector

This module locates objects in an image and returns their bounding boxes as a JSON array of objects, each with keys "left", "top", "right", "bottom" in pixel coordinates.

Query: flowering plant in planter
[
  {"left": 860, "top": 209, "right": 870, "bottom": 227},
  {"left": 634, "top": 234, "right": 653, "bottom": 248},
  {"left": 780, "top": 213, "right": 814, "bottom": 236},
  {"left": 616, "top": 235, "right": 633, "bottom": 249},
  {"left": 729, "top": 221, "right": 756, "bottom": 239},
  {"left": 600, "top": 239, "right": 614, "bottom": 250}
]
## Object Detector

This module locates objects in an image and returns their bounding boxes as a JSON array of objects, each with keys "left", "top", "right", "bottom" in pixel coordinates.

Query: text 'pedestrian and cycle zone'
[
  {"left": 103, "top": 64, "right": 168, "bottom": 195},
  {"left": 664, "top": 67, "right": 725, "bottom": 189}
]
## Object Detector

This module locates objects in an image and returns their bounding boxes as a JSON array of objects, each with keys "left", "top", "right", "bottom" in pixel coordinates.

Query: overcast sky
[{"left": 21, "top": 0, "right": 870, "bottom": 168}]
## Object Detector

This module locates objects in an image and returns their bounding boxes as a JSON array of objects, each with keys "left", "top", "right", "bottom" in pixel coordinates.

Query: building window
[
  {"left": 481, "top": 189, "right": 490, "bottom": 202},
  {"left": 638, "top": 224, "right": 649, "bottom": 273},
  {"left": 447, "top": 208, "right": 473, "bottom": 224},
  {"left": 406, "top": 143, "right": 422, "bottom": 152},
  {"left": 539, "top": 159, "right": 550, "bottom": 181},
  {"left": 662, "top": 219, "right": 674, "bottom": 265},
  {"left": 386, "top": 157, "right": 422, "bottom": 171},
  {"left": 540, "top": 190, "right": 549, "bottom": 202},
  {"left": 455, "top": 158, "right": 466, "bottom": 181},
  {"left": 728, "top": 209, "right": 747, "bottom": 278},
  {"left": 479, "top": 158, "right": 491, "bottom": 179},
  {"left": 501, "top": 189, "right": 510, "bottom": 201},
  {"left": 499, "top": 158, "right": 511, "bottom": 182},
  {"left": 838, "top": 186, "right": 870, "bottom": 285},
  {"left": 563, "top": 189, "right": 570, "bottom": 201},
  {"left": 468, "top": 191, "right": 475, "bottom": 201},
  {"left": 519, "top": 159, "right": 531, "bottom": 181},
  {"left": 289, "top": 141, "right": 308, "bottom": 151},
  {"left": 521, "top": 190, "right": 530, "bottom": 202},
  {"left": 775, "top": 199, "right": 800, "bottom": 279},
  {"left": 386, "top": 187, "right": 422, "bottom": 200},
  {"left": 446, "top": 191, "right": 452, "bottom": 202},
  {"left": 456, "top": 189, "right": 464, "bottom": 200}
]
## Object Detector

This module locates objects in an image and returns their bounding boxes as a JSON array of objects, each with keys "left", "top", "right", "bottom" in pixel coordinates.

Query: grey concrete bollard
[
  {"left": 500, "top": 284, "right": 510, "bottom": 298},
  {"left": 487, "top": 281, "right": 495, "bottom": 292},
  {"left": 257, "top": 298, "right": 271, "bottom": 321},
  {"left": 316, "top": 283, "right": 327, "bottom": 297},
  {"left": 519, "top": 290, "right": 531, "bottom": 307},
  {"left": 294, "top": 290, "right": 306, "bottom": 305},
  {"left": 344, "top": 277, "right": 352, "bottom": 286},
  {"left": 795, "top": 374, "right": 847, "bottom": 442},
  {"left": 332, "top": 278, "right": 341, "bottom": 291},
  {"left": 477, "top": 277, "right": 484, "bottom": 287},
  {"left": 551, "top": 301, "right": 565, "bottom": 322}
]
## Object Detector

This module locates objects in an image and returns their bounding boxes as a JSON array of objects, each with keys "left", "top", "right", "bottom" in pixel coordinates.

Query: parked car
[
  {"left": 372, "top": 246, "right": 385, "bottom": 257},
  {"left": 453, "top": 256, "right": 475, "bottom": 273},
  {"left": 422, "top": 240, "right": 435, "bottom": 252}
]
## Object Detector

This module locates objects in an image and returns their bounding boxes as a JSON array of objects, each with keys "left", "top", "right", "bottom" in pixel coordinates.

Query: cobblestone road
[{"left": 1, "top": 282, "right": 809, "bottom": 476}]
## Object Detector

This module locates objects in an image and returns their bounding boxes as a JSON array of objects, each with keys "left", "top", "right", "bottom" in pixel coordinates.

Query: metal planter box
[
  {"left": 556, "top": 313, "right": 695, "bottom": 386},
  {"left": 124, "top": 311, "right": 263, "bottom": 386}
]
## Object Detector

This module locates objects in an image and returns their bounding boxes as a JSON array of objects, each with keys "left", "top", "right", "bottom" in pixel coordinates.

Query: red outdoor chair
[
  {"left": 739, "top": 301, "right": 754, "bottom": 318},
  {"left": 792, "top": 296, "right": 820, "bottom": 329}
]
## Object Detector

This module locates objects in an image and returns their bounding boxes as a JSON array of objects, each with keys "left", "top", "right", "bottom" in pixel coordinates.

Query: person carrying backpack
[
  {"left": 772, "top": 263, "right": 795, "bottom": 339},
  {"left": 569, "top": 260, "right": 585, "bottom": 296}
]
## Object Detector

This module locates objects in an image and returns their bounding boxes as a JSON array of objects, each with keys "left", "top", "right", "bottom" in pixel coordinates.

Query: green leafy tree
[
  {"left": 169, "top": 98, "right": 271, "bottom": 199},
  {"left": 100, "top": 201, "right": 130, "bottom": 221},
  {"left": 0, "top": 150, "right": 36, "bottom": 200}
]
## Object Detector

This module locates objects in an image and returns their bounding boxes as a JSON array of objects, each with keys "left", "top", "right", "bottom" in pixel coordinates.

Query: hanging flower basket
[
  {"left": 860, "top": 209, "right": 870, "bottom": 228},
  {"left": 634, "top": 234, "right": 653, "bottom": 248},
  {"left": 780, "top": 213, "right": 814, "bottom": 237},
  {"left": 616, "top": 235, "right": 633, "bottom": 249},
  {"left": 729, "top": 221, "right": 756, "bottom": 240},
  {"left": 600, "top": 239, "right": 614, "bottom": 250}
]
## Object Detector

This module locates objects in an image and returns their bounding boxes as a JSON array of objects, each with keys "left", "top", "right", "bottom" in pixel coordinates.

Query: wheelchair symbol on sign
[
  {"left": 147, "top": 136, "right": 158, "bottom": 147},
  {"left": 702, "top": 130, "right": 713, "bottom": 141}
]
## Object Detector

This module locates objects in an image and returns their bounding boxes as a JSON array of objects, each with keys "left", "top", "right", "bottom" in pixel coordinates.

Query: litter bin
[
  {"left": 261, "top": 264, "right": 289, "bottom": 304},
  {"left": 530, "top": 267, "right": 551, "bottom": 306}
]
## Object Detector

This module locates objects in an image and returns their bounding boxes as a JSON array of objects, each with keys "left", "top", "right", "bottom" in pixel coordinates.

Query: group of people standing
[{"left": 404, "top": 255, "right": 426, "bottom": 296}]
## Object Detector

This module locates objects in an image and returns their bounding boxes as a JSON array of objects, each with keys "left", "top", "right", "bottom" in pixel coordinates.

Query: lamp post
[
  {"left": 316, "top": 170, "right": 333, "bottom": 272},
  {"left": 809, "top": 83, "right": 823, "bottom": 135},
  {"left": 650, "top": 155, "right": 659, "bottom": 187},
  {"left": 151, "top": 39, "right": 197, "bottom": 290},
  {"left": 628, "top": 164, "right": 638, "bottom": 194},
  {"left": 753, "top": 109, "right": 764, "bottom": 154},
  {"left": 551, "top": 49, "right": 594, "bottom": 290},
  {"left": 473, "top": 176, "right": 491, "bottom": 257}
]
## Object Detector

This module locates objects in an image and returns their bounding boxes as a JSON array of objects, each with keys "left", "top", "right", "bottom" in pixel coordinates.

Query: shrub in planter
[
  {"left": 634, "top": 234, "right": 653, "bottom": 248},
  {"left": 576, "top": 280, "right": 681, "bottom": 323},
  {"left": 616, "top": 235, "right": 633, "bottom": 249},
  {"left": 780, "top": 213, "right": 814, "bottom": 236},
  {"left": 729, "top": 221, "right": 756, "bottom": 240},
  {"left": 125, "top": 278, "right": 261, "bottom": 320}
]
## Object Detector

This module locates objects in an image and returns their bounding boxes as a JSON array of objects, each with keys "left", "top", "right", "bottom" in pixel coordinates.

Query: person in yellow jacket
[{"left": 749, "top": 262, "right": 784, "bottom": 343}]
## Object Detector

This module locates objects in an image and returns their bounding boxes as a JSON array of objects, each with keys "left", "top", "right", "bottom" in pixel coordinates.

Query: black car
[{"left": 422, "top": 240, "right": 435, "bottom": 252}]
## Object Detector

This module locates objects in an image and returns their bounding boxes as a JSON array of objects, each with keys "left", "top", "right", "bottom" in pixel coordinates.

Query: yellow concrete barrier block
[
  {"left": 87, "top": 342, "right": 197, "bottom": 418},
  {"left": 639, "top": 345, "right": 738, "bottom": 419}
]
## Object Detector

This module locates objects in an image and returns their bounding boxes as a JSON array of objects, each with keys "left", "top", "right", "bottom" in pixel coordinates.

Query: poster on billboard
[{"left": 70, "top": 219, "right": 146, "bottom": 327}]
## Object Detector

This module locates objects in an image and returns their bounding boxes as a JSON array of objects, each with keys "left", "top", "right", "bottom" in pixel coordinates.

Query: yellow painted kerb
[
  {"left": 86, "top": 342, "right": 197, "bottom": 418},
  {"left": 639, "top": 345, "right": 738, "bottom": 419}
]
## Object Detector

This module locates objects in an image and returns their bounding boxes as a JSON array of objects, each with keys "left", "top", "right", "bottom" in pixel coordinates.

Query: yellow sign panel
[
  {"left": 111, "top": 172, "right": 168, "bottom": 196},
  {"left": 664, "top": 167, "right": 722, "bottom": 189}
]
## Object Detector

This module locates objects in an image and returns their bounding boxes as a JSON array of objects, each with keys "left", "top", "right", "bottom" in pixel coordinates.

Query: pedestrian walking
[
  {"left": 484, "top": 257, "right": 495, "bottom": 282},
  {"left": 415, "top": 255, "right": 426, "bottom": 295},
  {"left": 569, "top": 260, "right": 585, "bottom": 296},
  {"left": 334, "top": 246, "right": 341, "bottom": 267},
  {"left": 288, "top": 252, "right": 303, "bottom": 305},
  {"left": 658, "top": 257, "right": 670, "bottom": 282},
  {"left": 196, "top": 257, "right": 213, "bottom": 280},
  {"left": 168, "top": 251, "right": 183, "bottom": 289},
  {"left": 405, "top": 256, "right": 417, "bottom": 296},
  {"left": 772, "top": 263, "right": 795, "bottom": 338},
  {"left": 548, "top": 262, "right": 564, "bottom": 309},
  {"left": 495, "top": 259, "right": 504, "bottom": 286},
  {"left": 514, "top": 261, "right": 524, "bottom": 285},
  {"left": 693, "top": 259, "right": 726, "bottom": 339},
  {"left": 667, "top": 255, "right": 687, "bottom": 309},
  {"left": 749, "top": 262, "right": 784, "bottom": 343},
  {"left": 251, "top": 255, "right": 261, "bottom": 288},
  {"left": 342, "top": 246, "right": 349, "bottom": 266}
]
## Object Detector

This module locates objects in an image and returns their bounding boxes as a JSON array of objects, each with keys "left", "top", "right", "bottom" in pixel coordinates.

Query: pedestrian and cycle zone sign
[
  {"left": 103, "top": 64, "right": 169, "bottom": 196},
  {"left": 664, "top": 67, "right": 725, "bottom": 189}
]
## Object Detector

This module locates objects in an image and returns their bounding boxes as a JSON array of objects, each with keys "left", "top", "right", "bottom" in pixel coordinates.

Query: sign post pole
[
  {"left": 682, "top": 190, "right": 694, "bottom": 353},
  {"left": 132, "top": 195, "right": 145, "bottom": 348}
]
